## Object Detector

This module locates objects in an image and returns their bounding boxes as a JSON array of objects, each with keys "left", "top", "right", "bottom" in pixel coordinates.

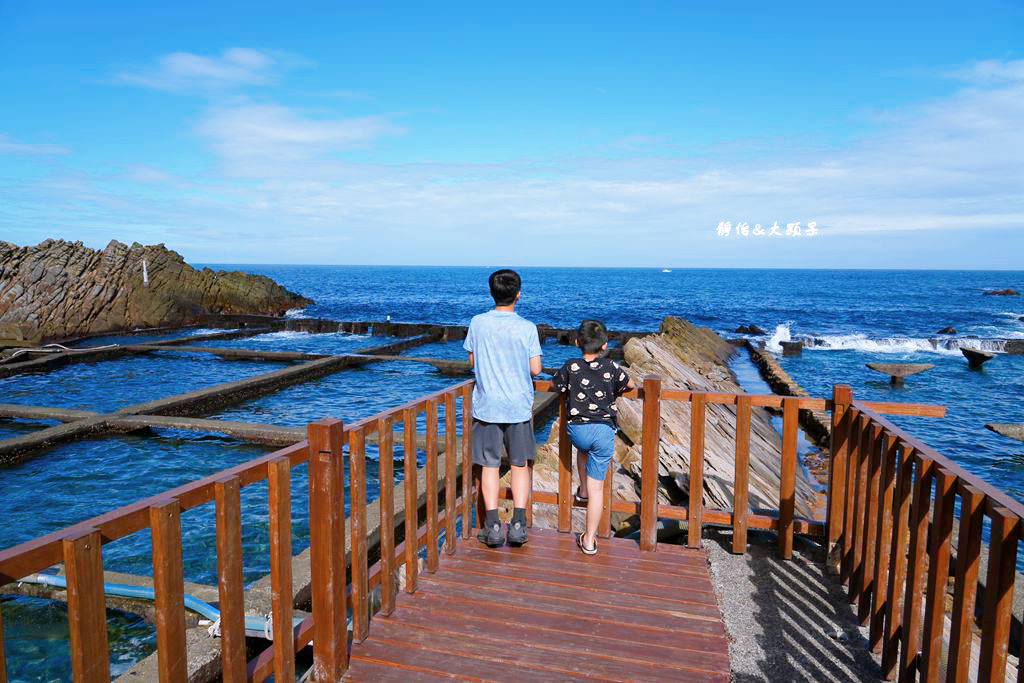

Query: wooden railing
[{"left": 2, "top": 375, "right": 991, "bottom": 683}]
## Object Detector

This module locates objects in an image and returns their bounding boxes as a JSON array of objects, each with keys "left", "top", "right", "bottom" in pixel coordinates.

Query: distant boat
[{"left": 661, "top": 269, "right": 672, "bottom": 273}]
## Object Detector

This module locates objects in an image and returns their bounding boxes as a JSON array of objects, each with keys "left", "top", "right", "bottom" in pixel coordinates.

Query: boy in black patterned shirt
[{"left": 551, "top": 320, "right": 635, "bottom": 554}]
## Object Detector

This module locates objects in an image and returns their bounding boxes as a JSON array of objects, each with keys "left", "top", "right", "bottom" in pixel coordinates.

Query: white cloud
[
  {"left": 0, "top": 134, "right": 69, "bottom": 156},
  {"left": 117, "top": 48, "right": 295, "bottom": 93},
  {"left": 948, "top": 59, "right": 1024, "bottom": 84}
]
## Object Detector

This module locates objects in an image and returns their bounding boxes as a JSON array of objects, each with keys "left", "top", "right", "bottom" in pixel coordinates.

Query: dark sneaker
[
  {"left": 480, "top": 522, "right": 504, "bottom": 547},
  {"left": 507, "top": 519, "right": 528, "bottom": 546}
]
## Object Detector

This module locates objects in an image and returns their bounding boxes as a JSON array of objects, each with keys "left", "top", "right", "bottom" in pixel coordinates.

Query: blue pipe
[{"left": 20, "top": 572, "right": 299, "bottom": 639}]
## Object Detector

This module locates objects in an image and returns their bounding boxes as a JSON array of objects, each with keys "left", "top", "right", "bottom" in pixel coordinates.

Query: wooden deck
[{"left": 343, "top": 527, "right": 731, "bottom": 682}]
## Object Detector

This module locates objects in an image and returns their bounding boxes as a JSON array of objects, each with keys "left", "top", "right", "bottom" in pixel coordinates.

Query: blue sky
[{"left": 1, "top": 1, "right": 1023, "bottom": 268}]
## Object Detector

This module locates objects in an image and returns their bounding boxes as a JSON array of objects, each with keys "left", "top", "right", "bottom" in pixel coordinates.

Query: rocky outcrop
[
  {"left": 746, "top": 342, "right": 831, "bottom": 450},
  {"left": 983, "top": 289, "right": 1020, "bottom": 296},
  {"left": 735, "top": 324, "right": 765, "bottom": 335},
  {"left": 0, "top": 239, "right": 311, "bottom": 342},
  {"left": 531, "top": 317, "right": 818, "bottom": 532},
  {"left": 938, "top": 326, "right": 957, "bottom": 334}
]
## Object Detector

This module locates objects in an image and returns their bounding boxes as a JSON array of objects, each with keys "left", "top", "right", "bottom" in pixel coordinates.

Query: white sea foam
[
  {"left": 284, "top": 308, "right": 309, "bottom": 319},
  {"left": 188, "top": 328, "right": 237, "bottom": 336},
  {"left": 764, "top": 323, "right": 793, "bottom": 353},
  {"left": 763, "top": 323, "right": 1009, "bottom": 355}
]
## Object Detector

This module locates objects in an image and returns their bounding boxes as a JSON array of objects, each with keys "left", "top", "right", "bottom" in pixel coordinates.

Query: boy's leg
[
  {"left": 580, "top": 425, "right": 615, "bottom": 551},
  {"left": 472, "top": 420, "right": 505, "bottom": 546},
  {"left": 510, "top": 464, "right": 530, "bottom": 508},
  {"left": 575, "top": 449, "right": 589, "bottom": 499},
  {"left": 583, "top": 475, "right": 604, "bottom": 547},
  {"left": 480, "top": 465, "right": 501, "bottom": 510},
  {"left": 505, "top": 421, "right": 535, "bottom": 545}
]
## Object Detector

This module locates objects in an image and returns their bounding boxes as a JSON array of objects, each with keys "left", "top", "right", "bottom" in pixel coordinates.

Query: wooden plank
[
  {"left": 841, "top": 409, "right": 861, "bottom": 585},
  {"left": 947, "top": 484, "right": 984, "bottom": 683},
  {"left": 869, "top": 432, "right": 898, "bottom": 653},
  {"left": 377, "top": 415, "right": 396, "bottom": 615},
  {"left": 689, "top": 392, "right": 706, "bottom": 549},
  {"left": 267, "top": 457, "right": 295, "bottom": 682},
  {"left": 827, "top": 385, "right": 853, "bottom": 557},
  {"left": 0, "top": 595, "right": 6, "bottom": 683},
  {"left": 733, "top": 394, "right": 751, "bottom": 554},
  {"left": 921, "top": 468, "right": 956, "bottom": 681},
  {"left": 308, "top": 418, "right": 348, "bottom": 678},
  {"left": 443, "top": 392, "right": 457, "bottom": 554},
  {"left": 461, "top": 385, "right": 473, "bottom": 538},
  {"left": 403, "top": 406, "right": 419, "bottom": 593},
  {"left": 850, "top": 416, "right": 873, "bottom": 606},
  {"left": 640, "top": 375, "right": 662, "bottom": 552},
  {"left": 425, "top": 398, "right": 440, "bottom": 572},
  {"left": 557, "top": 392, "right": 573, "bottom": 533},
  {"left": 898, "top": 453, "right": 933, "bottom": 682},
  {"left": 214, "top": 476, "right": 246, "bottom": 682},
  {"left": 149, "top": 499, "right": 187, "bottom": 683},
  {"left": 599, "top": 459, "right": 613, "bottom": 538},
  {"left": 858, "top": 425, "right": 883, "bottom": 624},
  {"left": 882, "top": 439, "right": 914, "bottom": 679},
  {"left": 349, "top": 424, "right": 369, "bottom": 641},
  {"left": 978, "top": 507, "right": 1019, "bottom": 683},
  {"left": 62, "top": 529, "right": 110, "bottom": 683},
  {"left": 860, "top": 401, "right": 946, "bottom": 418},
  {"left": 779, "top": 397, "right": 798, "bottom": 559}
]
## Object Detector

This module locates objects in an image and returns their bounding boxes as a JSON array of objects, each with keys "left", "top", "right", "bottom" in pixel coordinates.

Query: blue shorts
[{"left": 566, "top": 422, "right": 615, "bottom": 481}]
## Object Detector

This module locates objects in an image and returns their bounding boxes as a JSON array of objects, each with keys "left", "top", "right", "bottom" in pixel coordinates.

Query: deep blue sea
[{"left": 1, "top": 266, "right": 1023, "bottom": 680}]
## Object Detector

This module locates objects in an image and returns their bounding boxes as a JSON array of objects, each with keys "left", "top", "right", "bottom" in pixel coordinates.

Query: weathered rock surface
[
  {"left": 0, "top": 239, "right": 311, "bottom": 342},
  {"left": 983, "top": 289, "right": 1020, "bottom": 296},
  {"left": 736, "top": 324, "right": 766, "bottom": 335},
  {"left": 531, "top": 317, "right": 818, "bottom": 532},
  {"left": 938, "top": 326, "right": 957, "bottom": 334},
  {"left": 962, "top": 348, "right": 996, "bottom": 368},
  {"left": 866, "top": 362, "right": 934, "bottom": 381},
  {"left": 986, "top": 424, "right": 1024, "bottom": 442}
]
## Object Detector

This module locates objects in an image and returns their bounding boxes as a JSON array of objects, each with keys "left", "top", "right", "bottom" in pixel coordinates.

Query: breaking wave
[{"left": 763, "top": 323, "right": 1008, "bottom": 356}]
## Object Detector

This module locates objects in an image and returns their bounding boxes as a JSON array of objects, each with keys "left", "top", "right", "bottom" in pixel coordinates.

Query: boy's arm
[
  {"left": 527, "top": 324, "right": 543, "bottom": 377},
  {"left": 468, "top": 352, "right": 474, "bottom": 368},
  {"left": 529, "top": 355, "right": 542, "bottom": 376}
]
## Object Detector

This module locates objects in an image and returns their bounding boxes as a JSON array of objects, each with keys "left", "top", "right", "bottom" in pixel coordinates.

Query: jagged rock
[
  {"left": 866, "top": 362, "right": 934, "bottom": 386},
  {"left": 530, "top": 316, "right": 818, "bottom": 532},
  {"left": 986, "top": 424, "right": 1024, "bottom": 442},
  {"left": 983, "top": 289, "right": 1020, "bottom": 296},
  {"left": 781, "top": 340, "right": 803, "bottom": 356},
  {"left": 735, "top": 324, "right": 766, "bottom": 335},
  {"left": 938, "top": 327, "right": 957, "bottom": 334},
  {"left": 0, "top": 239, "right": 311, "bottom": 341},
  {"left": 962, "top": 348, "right": 996, "bottom": 369}
]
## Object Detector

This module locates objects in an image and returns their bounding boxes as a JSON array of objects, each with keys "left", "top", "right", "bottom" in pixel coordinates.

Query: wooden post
[
  {"left": 898, "top": 453, "right": 933, "bottom": 681},
  {"left": 308, "top": 419, "right": 347, "bottom": 678},
  {"left": 461, "top": 386, "right": 473, "bottom": 538},
  {"left": 267, "top": 457, "right": 295, "bottom": 682},
  {"left": 978, "top": 507, "right": 1019, "bottom": 682},
  {"left": 377, "top": 415, "right": 396, "bottom": 615},
  {"left": 640, "top": 376, "right": 662, "bottom": 552},
  {"left": 946, "top": 484, "right": 984, "bottom": 683},
  {"left": 0, "top": 596, "right": 6, "bottom": 683},
  {"left": 921, "top": 468, "right": 956, "bottom": 681},
  {"left": 425, "top": 398, "right": 440, "bottom": 572},
  {"left": 841, "top": 409, "right": 861, "bottom": 585},
  {"left": 850, "top": 416, "right": 871, "bottom": 605},
  {"left": 779, "top": 397, "right": 798, "bottom": 559},
  {"left": 62, "top": 529, "right": 110, "bottom": 683},
  {"left": 557, "top": 393, "right": 573, "bottom": 533},
  {"left": 732, "top": 395, "right": 751, "bottom": 555},
  {"left": 348, "top": 425, "right": 369, "bottom": 641},
  {"left": 403, "top": 407, "right": 419, "bottom": 593},
  {"left": 689, "top": 392, "right": 706, "bottom": 549},
  {"left": 214, "top": 476, "right": 246, "bottom": 682},
  {"left": 858, "top": 425, "right": 883, "bottom": 624},
  {"left": 882, "top": 440, "right": 913, "bottom": 679},
  {"left": 869, "top": 433, "right": 898, "bottom": 653},
  {"left": 827, "top": 385, "right": 853, "bottom": 562},
  {"left": 444, "top": 392, "right": 457, "bottom": 554},
  {"left": 599, "top": 459, "right": 613, "bottom": 538},
  {"left": 149, "top": 499, "right": 187, "bottom": 683}
]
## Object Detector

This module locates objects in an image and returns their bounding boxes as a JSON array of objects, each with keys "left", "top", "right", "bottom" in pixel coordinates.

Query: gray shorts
[{"left": 472, "top": 419, "right": 535, "bottom": 468}]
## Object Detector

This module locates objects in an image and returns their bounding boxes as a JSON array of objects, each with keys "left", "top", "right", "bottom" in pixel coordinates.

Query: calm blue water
[{"left": 2, "top": 265, "right": 1023, "bottom": 678}]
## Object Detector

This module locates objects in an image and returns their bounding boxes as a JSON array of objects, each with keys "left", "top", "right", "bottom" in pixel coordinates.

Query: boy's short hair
[
  {"left": 488, "top": 269, "right": 521, "bottom": 306},
  {"left": 577, "top": 319, "right": 608, "bottom": 354}
]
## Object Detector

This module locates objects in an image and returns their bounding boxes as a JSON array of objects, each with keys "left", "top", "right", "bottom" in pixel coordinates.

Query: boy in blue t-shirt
[
  {"left": 551, "top": 320, "right": 634, "bottom": 555},
  {"left": 463, "top": 269, "right": 543, "bottom": 547}
]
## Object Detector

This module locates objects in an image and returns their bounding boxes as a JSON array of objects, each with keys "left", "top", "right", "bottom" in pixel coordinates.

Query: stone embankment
[
  {"left": 0, "top": 239, "right": 311, "bottom": 343},
  {"left": 530, "top": 317, "right": 818, "bottom": 533}
]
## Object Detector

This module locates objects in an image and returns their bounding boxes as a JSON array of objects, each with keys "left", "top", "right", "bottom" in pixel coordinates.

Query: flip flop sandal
[{"left": 576, "top": 532, "right": 598, "bottom": 556}]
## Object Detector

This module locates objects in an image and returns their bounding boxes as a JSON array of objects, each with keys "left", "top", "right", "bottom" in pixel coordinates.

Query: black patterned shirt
[{"left": 551, "top": 356, "right": 632, "bottom": 426}]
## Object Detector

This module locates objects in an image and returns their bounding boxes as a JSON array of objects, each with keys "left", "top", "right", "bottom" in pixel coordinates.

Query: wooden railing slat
[
  {"left": 63, "top": 529, "right": 109, "bottom": 683},
  {"left": 869, "top": 433, "right": 898, "bottom": 653},
  {"left": 0, "top": 595, "right": 6, "bottom": 683},
  {"left": 898, "top": 452, "right": 933, "bottom": 682},
  {"left": 841, "top": 409, "right": 862, "bottom": 585},
  {"left": 849, "top": 415, "right": 870, "bottom": 602},
  {"left": 779, "top": 397, "right": 798, "bottom": 559},
  {"left": 882, "top": 440, "right": 913, "bottom": 680},
  {"left": 689, "top": 392, "right": 706, "bottom": 550},
  {"left": 214, "top": 476, "right": 246, "bottom": 682},
  {"left": 557, "top": 393, "right": 572, "bottom": 533},
  {"left": 377, "top": 415, "right": 396, "bottom": 614},
  {"left": 947, "top": 484, "right": 984, "bottom": 683},
  {"left": 425, "top": 398, "right": 440, "bottom": 572},
  {"left": 733, "top": 394, "right": 751, "bottom": 554},
  {"left": 461, "top": 386, "right": 473, "bottom": 538},
  {"left": 858, "top": 425, "right": 884, "bottom": 624},
  {"left": 349, "top": 424, "right": 369, "bottom": 642},
  {"left": 921, "top": 468, "right": 956, "bottom": 681},
  {"left": 403, "top": 407, "right": 419, "bottom": 593},
  {"left": 640, "top": 375, "right": 662, "bottom": 552},
  {"left": 267, "top": 457, "right": 295, "bottom": 682},
  {"left": 444, "top": 392, "right": 457, "bottom": 554},
  {"left": 978, "top": 507, "right": 1019, "bottom": 682},
  {"left": 827, "top": 385, "right": 853, "bottom": 561},
  {"left": 150, "top": 499, "right": 187, "bottom": 683},
  {"left": 307, "top": 419, "right": 348, "bottom": 680},
  {"left": 599, "top": 459, "right": 613, "bottom": 538}
]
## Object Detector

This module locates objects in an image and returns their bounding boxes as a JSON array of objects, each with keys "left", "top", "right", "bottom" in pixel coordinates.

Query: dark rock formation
[
  {"left": 983, "top": 289, "right": 1020, "bottom": 296},
  {"left": 986, "top": 424, "right": 1024, "bottom": 442},
  {"left": 938, "top": 327, "right": 957, "bottom": 334},
  {"left": 735, "top": 324, "right": 766, "bottom": 335},
  {"left": 866, "top": 362, "right": 934, "bottom": 386},
  {"left": 0, "top": 239, "right": 311, "bottom": 342},
  {"left": 962, "top": 348, "right": 996, "bottom": 368},
  {"left": 781, "top": 340, "right": 804, "bottom": 356}
]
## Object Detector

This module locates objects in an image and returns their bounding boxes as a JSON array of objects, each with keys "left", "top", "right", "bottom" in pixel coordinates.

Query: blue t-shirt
[{"left": 463, "top": 310, "right": 542, "bottom": 423}]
